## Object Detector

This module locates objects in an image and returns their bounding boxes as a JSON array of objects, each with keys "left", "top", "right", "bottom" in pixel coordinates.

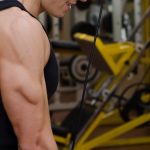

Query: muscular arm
[{"left": 0, "top": 15, "right": 57, "bottom": 150}]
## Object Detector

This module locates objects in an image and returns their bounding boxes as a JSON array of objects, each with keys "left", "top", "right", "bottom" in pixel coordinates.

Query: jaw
[{"left": 40, "top": 0, "right": 70, "bottom": 18}]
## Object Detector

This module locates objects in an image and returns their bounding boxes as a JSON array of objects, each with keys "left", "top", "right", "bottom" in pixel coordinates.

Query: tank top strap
[
  {"left": 0, "top": 0, "right": 26, "bottom": 11},
  {"left": 0, "top": 0, "right": 37, "bottom": 19}
]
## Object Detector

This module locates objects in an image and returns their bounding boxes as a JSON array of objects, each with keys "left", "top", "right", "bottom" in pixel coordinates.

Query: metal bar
[
  {"left": 100, "top": 137, "right": 150, "bottom": 147},
  {"left": 75, "top": 111, "right": 115, "bottom": 149},
  {"left": 128, "top": 6, "right": 150, "bottom": 41},
  {"left": 133, "top": 0, "right": 143, "bottom": 43},
  {"left": 79, "top": 113, "right": 150, "bottom": 150},
  {"left": 74, "top": 34, "right": 150, "bottom": 148},
  {"left": 112, "top": 0, "right": 122, "bottom": 41}
]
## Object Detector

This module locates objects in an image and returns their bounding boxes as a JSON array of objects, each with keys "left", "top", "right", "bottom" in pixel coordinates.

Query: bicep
[{"left": 0, "top": 17, "right": 46, "bottom": 105}]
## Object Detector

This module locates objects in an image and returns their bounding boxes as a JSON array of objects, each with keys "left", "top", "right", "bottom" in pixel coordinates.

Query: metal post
[
  {"left": 112, "top": 0, "right": 122, "bottom": 41},
  {"left": 134, "top": 0, "right": 143, "bottom": 43}
]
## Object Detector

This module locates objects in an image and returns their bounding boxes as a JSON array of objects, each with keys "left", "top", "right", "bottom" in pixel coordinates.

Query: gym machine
[
  {"left": 49, "top": 3, "right": 150, "bottom": 150},
  {"left": 51, "top": 32, "right": 150, "bottom": 149}
]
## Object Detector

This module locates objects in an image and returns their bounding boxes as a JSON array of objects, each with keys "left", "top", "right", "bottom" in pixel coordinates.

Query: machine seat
[{"left": 51, "top": 40, "right": 81, "bottom": 51}]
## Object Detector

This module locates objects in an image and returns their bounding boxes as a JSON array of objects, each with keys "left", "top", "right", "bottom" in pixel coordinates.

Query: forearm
[{"left": 14, "top": 90, "right": 57, "bottom": 150}]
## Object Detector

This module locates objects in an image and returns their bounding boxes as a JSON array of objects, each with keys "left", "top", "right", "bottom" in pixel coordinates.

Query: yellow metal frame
[
  {"left": 74, "top": 33, "right": 135, "bottom": 75},
  {"left": 53, "top": 33, "right": 150, "bottom": 149},
  {"left": 54, "top": 111, "right": 150, "bottom": 150},
  {"left": 142, "top": 1, "right": 150, "bottom": 85},
  {"left": 74, "top": 111, "right": 150, "bottom": 150},
  {"left": 141, "top": 57, "right": 150, "bottom": 64},
  {"left": 54, "top": 133, "right": 71, "bottom": 146},
  {"left": 143, "top": 0, "right": 150, "bottom": 42}
]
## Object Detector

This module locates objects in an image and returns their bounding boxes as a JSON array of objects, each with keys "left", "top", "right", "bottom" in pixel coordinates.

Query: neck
[{"left": 19, "top": 0, "right": 43, "bottom": 17}]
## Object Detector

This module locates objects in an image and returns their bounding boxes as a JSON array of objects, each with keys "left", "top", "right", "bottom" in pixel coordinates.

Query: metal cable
[{"left": 70, "top": 1, "right": 104, "bottom": 149}]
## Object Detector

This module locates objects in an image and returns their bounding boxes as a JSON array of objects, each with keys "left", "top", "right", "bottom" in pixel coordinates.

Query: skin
[{"left": 0, "top": 0, "right": 87, "bottom": 150}]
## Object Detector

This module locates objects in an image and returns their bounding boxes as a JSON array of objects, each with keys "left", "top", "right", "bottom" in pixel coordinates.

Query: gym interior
[{"left": 39, "top": 0, "right": 150, "bottom": 149}]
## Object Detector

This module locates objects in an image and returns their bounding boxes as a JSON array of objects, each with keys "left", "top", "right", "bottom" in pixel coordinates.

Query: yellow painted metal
[
  {"left": 96, "top": 52, "right": 138, "bottom": 101},
  {"left": 54, "top": 32, "right": 150, "bottom": 150},
  {"left": 74, "top": 33, "right": 136, "bottom": 75},
  {"left": 143, "top": 0, "right": 150, "bottom": 42},
  {"left": 93, "top": 72, "right": 109, "bottom": 91},
  {"left": 54, "top": 133, "right": 71, "bottom": 146},
  {"left": 54, "top": 135, "right": 67, "bottom": 145},
  {"left": 142, "top": 1, "right": 150, "bottom": 85},
  {"left": 99, "top": 137, "right": 150, "bottom": 147},
  {"left": 75, "top": 113, "right": 150, "bottom": 150},
  {"left": 72, "top": 33, "right": 150, "bottom": 150},
  {"left": 141, "top": 94, "right": 150, "bottom": 103},
  {"left": 75, "top": 111, "right": 116, "bottom": 149},
  {"left": 141, "top": 57, "right": 150, "bottom": 64},
  {"left": 97, "top": 110, "right": 124, "bottom": 125}
]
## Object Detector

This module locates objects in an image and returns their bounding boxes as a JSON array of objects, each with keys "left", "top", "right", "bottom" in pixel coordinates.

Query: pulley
[
  {"left": 119, "top": 84, "right": 150, "bottom": 122},
  {"left": 119, "top": 100, "right": 144, "bottom": 122},
  {"left": 69, "top": 55, "right": 98, "bottom": 83}
]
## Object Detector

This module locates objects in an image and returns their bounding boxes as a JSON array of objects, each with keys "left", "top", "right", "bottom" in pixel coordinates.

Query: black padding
[
  {"left": 61, "top": 103, "right": 96, "bottom": 135},
  {"left": 101, "top": 12, "right": 113, "bottom": 34},
  {"left": 52, "top": 125, "right": 70, "bottom": 137},
  {"left": 52, "top": 103, "right": 96, "bottom": 139},
  {"left": 51, "top": 40, "right": 80, "bottom": 51},
  {"left": 71, "top": 22, "right": 96, "bottom": 40}
]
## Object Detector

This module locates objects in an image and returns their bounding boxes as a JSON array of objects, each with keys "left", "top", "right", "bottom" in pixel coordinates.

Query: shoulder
[
  {"left": 7, "top": 12, "right": 47, "bottom": 52},
  {"left": 11, "top": 13, "right": 44, "bottom": 40}
]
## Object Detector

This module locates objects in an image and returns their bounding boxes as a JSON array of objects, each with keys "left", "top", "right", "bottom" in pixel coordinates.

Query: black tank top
[{"left": 0, "top": 0, "right": 59, "bottom": 149}]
